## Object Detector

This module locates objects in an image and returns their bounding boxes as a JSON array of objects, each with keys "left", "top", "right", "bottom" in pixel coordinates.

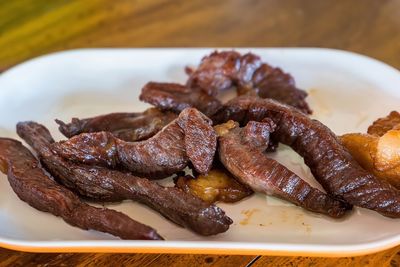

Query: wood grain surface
[{"left": 1, "top": 0, "right": 400, "bottom": 266}]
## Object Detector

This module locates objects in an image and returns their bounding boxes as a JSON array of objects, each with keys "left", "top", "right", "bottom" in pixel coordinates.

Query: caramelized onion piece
[{"left": 175, "top": 169, "right": 253, "bottom": 204}]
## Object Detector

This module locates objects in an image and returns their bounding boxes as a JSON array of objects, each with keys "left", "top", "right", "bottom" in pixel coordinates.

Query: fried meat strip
[
  {"left": 56, "top": 108, "right": 177, "bottom": 141},
  {"left": 52, "top": 108, "right": 217, "bottom": 178},
  {"left": 16, "top": 121, "right": 232, "bottom": 236},
  {"left": 217, "top": 120, "right": 349, "bottom": 218},
  {"left": 214, "top": 96, "right": 400, "bottom": 218},
  {"left": 139, "top": 82, "right": 222, "bottom": 117},
  {"left": 187, "top": 51, "right": 311, "bottom": 114},
  {"left": 0, "top": 138, "right": 162, "bottom": 240}
]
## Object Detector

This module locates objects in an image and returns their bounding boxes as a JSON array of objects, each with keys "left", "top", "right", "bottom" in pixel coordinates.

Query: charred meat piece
[
  {"left": 139, "top": 82, "right": 223, "bottom": 117},
  {"left": 174, "top": 168, "right": 253, "bottom": 204},
  {"left": 187, "top": 51, "right": 261, "bottom": 96},
  {"left": 0, "top": 138, "right": 162, "bottom": 240},
  {"left": 249, "top": 64, "right": 311, "bottom": 115},
  {"left": 216, "top": 95, "right": 400, "bottom": 218},
  {"left": 17, "top": 121, "right": 232, "bottom": 236},
  {"left": 52, "top": 108, "right": 217, "bottom": 178},
  {"left": 368, "top": 111, "right": 400, "bottom": 137},
  {"left": 187, "top": 51, "right": 311, "bottom": 114},
  {"left": 56, "top": 108, "right": 177, "bottom": 141},
  {"left": 217, "top": 120, "right": 349, "bottom": 218}
]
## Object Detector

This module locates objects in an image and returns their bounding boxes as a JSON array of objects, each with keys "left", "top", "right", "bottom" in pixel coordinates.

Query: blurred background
[{"left": 1, "top": 0, "right": 400, "bottom": 71}]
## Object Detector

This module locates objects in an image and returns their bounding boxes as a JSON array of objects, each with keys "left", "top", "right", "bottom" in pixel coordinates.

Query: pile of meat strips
[{"left": 1, "top": 51, "right": 400, "bottom": 240}]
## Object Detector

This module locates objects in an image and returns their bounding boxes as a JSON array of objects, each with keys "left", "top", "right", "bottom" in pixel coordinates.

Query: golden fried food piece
[
  {"left": 174, "top": 169, "right": 253, "bottom": 203},
  {"left": 368, "top": 111, "right": 400, "bottom": 136},
  {"left": 375, "top": 130, "right": 400, "bottom": 171},
  {"left": 340, "top": 133, "right": 400, "bottom": 189},
  {"left": 340, "top": 133, "right": 377, "bottom": 170},
  {"left": 214, "top": 120, "right": 237, "bottom": 137}
]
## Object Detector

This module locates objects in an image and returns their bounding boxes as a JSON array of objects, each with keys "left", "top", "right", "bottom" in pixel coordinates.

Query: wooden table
[{"left": 1, "top": 0, "right": 400, "bottom": 266}]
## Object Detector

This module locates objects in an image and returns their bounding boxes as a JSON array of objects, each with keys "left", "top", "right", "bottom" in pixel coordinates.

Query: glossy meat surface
[
  {"left": 17, "top": 121, "right": 232, "bottom": 236},
  {"left": 187, "top": 51, "right": 311, "bottom": 114},
  {"left": 139, "top": 82, "right": 222, "bottom": 117},
  {"left": 52, "top": 108, "right": 217, "bottom": 178},
  {"left": 56, "top": 108, "right": 177, "bottom": 141},
  {"left": 187, "top": 51, "right": 261, "bottom": 96},
  {"left": 0, "top": 138, "right": 162, "bottom": 240},
  {"left": 216, "top": 96, "right": 400, "bottom": 218},
  {"left": 250, "top": 64, "right": 311, "bottom": 114},
  {"left": 218, "top": 120, "right": 349, "bottom": 218}
]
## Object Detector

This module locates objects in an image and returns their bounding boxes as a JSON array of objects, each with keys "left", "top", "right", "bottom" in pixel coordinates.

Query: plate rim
[
  {"left": 2, "top": 47, "right": 400, "bottom": 80},
  {"left": 2, "top": 236, "right": 400, "bottom": 256}
]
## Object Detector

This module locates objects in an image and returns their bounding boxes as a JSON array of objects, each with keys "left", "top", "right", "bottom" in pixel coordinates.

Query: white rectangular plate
[{"left": 0, "top": 48, "right": 400, "bottom": 256}]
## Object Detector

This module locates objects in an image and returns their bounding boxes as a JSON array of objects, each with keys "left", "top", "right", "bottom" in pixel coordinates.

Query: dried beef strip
[
  {"left": 187, "top": 51, "right": 311, "bottom": 114},
  {"left": 17, "top": 121, "right": 232, "bottom": 236},
  {"left": 215, "top": 96, "right": 400, "bottom": 218},
  {"left": 139, "top": 82, "right": 223, "bottom": 117},
  {"left": 52, "top": 108, "right": 217, "bottom": 178},
  {"left": 217, "top": 120, "right": 349, "bottom": 218},
  {"left": 56, "top": 108, "right": 176, "bottom": 141},
  {"left": 0, "top": 138, "right": 162, "bottom": 240}
]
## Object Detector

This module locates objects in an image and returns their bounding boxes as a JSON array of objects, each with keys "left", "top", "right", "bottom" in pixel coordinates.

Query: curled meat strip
[
  {"left": 139, "top": 82, "right": 222, "bottom": 117},
  {"left": 16, "top": 121, "right": 232, "bottom": 236},
  {"left": 187, "top": 51, "right": 261, "bottom": 96},
  {"left": 217, "top": 120, "right": 349, "bottom": 218},
  {"left": 215, "top": 96, "right": 400, "bottom": 218},
  {"left": 0, "top": 138, "right": 162, "bottom": 240},
  {"left": 187, "top": 51, "right": 311, "bottom": 114},
  {"left": 52, "top": 108, "right": 217, "bottom": 178},
  {"left": 56, "top": 108, "right": 177, "bottom": 141}
]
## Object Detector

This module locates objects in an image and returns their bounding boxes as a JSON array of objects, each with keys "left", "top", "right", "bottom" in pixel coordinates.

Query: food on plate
[
  {"left": 217, "top": 120, "right": 350, "bottom": 218},
  {"left": 340, "top": 111, "right": 400, "bottom": 189},
  {"left": 368, "top": 111, "right": 400, "bottom": 136},
  {"left": 52, "top": 108, "right": 217, "bottom": 178},
  {"left": 139, "top": 82, "right": 222, "bottom": 117},
  {"left": 364, "top": 111, "right": 400, "bottom": 171},
  {"left": 3, "top": 49, "right": 400, "bottom": 241},
  {"left": 340, "top": 133, "right": 400, "bottom": 189},
  {"left": 174, "top": 168, "right": 253, "bottom": 204},
  {"left": 0, "top": 138, "right": 163, "bottom": 240},
  {"left": 17, "top": 121, "right": 232, "bottom": 235},
  {"left": 187, "top": 51, "right": 262, "bottom": 97},
  {"left": 374, "top": 129, "right": 400, "bottom": 171},
  {"left": 186, "top": 51, "right": 312, "bottom": 114},
  {"left": 214, "top": 95, "right": 400, "bottom": 218},
  {"left": 56, "top": 108, "right": 177, "bottom": 141}
]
